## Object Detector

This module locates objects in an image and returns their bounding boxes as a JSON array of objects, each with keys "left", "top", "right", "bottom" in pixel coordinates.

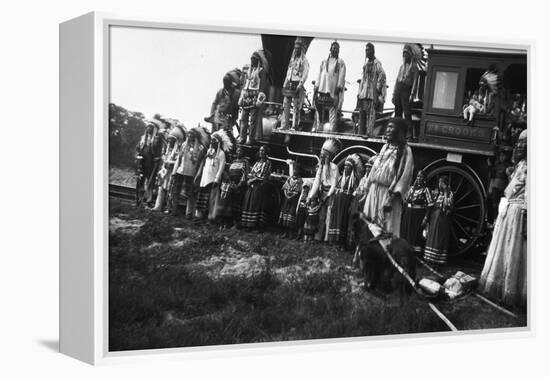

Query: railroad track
[
  {"left": 415, "top": 257, "right": 521, "bottom": 331},
  {"left": 109, "top": 184, "right": 135, "bottom": 201}
]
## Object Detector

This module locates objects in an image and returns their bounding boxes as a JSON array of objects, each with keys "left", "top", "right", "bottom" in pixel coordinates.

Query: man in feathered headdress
[
  {"left": 169, "top": 126, "right": 209, "bottom": 218},
  {"left": 152, "top": 123, "right": 186, "bottom": 212},
  {"left": 313, "top": 41, "right": 346, "bottom": 132},
  {"left": 307, "top": 138, "right": 341, "bottom": 241},
  {"left": 392, "top": 44, "right": 419, "bottom": 137},
  {"left": 238, "top": 50, "right": 269, "bottom": 145},
  {"left": 279, "top": 37, "right": 310, "bottom": 130},
  {"left": 357, "top": 43, "right": 386, "bottom": 137},
  {"left": 362, "top": 118, "right": 414, "bottom": 238},
  {"left": 135, "top": 119, "right": 164, "bottom": 207},
  {"left": 326, "top": 153, "right": 363, "bottom": 244}
]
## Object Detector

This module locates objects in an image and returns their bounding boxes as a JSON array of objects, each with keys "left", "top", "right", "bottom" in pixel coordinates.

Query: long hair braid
[{"left": 390, "top": 118, "right": 408, "bottom": 176}]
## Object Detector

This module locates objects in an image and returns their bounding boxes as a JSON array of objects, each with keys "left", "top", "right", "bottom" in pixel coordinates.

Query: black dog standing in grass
[{"left": 351, "top": 213, "right": 417, "bottom": 305}]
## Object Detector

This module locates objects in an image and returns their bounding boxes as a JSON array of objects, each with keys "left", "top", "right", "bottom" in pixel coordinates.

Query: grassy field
[{"left": 108, "top": 198, "right": 526, "bottom": 352}]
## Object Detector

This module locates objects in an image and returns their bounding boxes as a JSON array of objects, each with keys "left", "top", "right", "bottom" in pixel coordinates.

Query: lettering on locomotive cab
[{"left": 425, "top": 121, "right": 492, "bottom": 142}]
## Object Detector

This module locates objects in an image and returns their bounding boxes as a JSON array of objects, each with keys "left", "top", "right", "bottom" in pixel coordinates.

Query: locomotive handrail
[
  {"left": 273, "top": 128, "right": 495, "bottom": 157},
  {"left": 286, "top": 145, "right": 320, "bottom": 164}
]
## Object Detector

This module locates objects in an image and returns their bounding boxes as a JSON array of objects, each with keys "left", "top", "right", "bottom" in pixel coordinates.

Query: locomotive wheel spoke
[
  {"left": 454, "top": 203, "right": 481, "bottom": 211},
  {"left": 453, "top": 176, "right": 464, "bottom": 194},
  {"left": 453, "top": 219, "right": 470, "bottom": 237},
  {"left": 455, "top": 213, "right": 480, "bottom": 225},
  {"left": 455, "top": 188, "right": 474, "bottom": 205}
]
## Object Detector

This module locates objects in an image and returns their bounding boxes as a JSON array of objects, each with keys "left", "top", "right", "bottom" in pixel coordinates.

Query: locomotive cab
[{"left": 419, "top": 49, "right": 527, "bottom": 153}]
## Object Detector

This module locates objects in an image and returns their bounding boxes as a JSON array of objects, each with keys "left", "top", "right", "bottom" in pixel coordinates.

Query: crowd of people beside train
[
  {"left": 132, "top": 37, "right": 527, "bottom": 309},
  {"left": 134, "top": 112, "right": 526, "bottom": 308}
]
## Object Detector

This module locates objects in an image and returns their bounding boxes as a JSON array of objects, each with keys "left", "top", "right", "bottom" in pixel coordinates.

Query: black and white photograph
[{"left": 107, "top": 25, "right": 528, "bottom": 352}]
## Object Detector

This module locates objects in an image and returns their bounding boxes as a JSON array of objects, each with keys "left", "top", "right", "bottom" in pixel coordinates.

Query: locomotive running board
[{"left": 272, "top": 128, "right": 495, "bottom": 156}]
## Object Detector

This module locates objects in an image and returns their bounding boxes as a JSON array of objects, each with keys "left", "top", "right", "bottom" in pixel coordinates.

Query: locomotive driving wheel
[{"left": 426, "top": 165, "right": 486, "bottom": 256}]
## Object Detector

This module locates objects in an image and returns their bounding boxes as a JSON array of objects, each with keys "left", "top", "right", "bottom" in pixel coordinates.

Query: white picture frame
[{"left": 59, "top": 11, "right": 533, "bottom": 365}]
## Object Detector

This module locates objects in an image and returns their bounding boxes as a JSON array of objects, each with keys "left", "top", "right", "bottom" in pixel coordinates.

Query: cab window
[{"left": 432, "top": 70, "right": 459, "bottom": 110}]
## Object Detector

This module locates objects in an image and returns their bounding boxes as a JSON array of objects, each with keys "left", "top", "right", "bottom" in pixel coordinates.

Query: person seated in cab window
[{"left": 463, "top": 90, "right": 486, "bottom": 125}]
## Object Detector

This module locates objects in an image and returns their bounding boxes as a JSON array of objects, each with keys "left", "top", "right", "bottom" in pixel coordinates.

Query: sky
[{"left": 110, "top": 26, "right": 405, "bottom": 128}]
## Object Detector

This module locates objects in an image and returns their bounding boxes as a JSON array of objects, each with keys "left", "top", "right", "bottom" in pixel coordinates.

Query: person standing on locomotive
[
  {"left": 238, "top": 50, "right": 269, "bottom": 145},
  {"left": 357, "top": 43, "right": 386, "bottom": 137},
  {"left": 152, "top": 124, "right": 186, "bottom": 212},
  {"left": 205, "top": 70, "right": 241, "bottom": 133},
  {"left": 362, "top": 118, "right": 414, "bottom": 237},
  {"left": 307, "top": 138, "right": 341, "bottom": 241},
  {"left": 135, "top": 119, "right": 163, "bottom": 207},
  {"left": 170, "top": 127, "right": 208, "bottom": 218},
  {"left": 279, "top": 37, "right": 310, "bottom": 130},
  {"left": 392, "top": 44, "right": 419, "bottom": 137},
  {"left": 400, "top": 170, "right": 433, "bottom": 255},
  {"left": 313, "top": 41, "right": 346, "bottom": 132},
  {"left": 479, "top": 130, "right": 527, "bottom": 307}
]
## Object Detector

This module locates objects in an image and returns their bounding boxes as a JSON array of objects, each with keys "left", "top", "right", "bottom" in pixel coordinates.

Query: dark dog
[{"left": 351, "top": 213, "right": 417, "bottom": 304}]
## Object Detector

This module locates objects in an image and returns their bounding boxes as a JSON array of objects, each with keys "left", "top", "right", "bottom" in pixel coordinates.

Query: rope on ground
[
  {"left": 474, "top": 293, "right": 519, "bottom": 319},
  {"left": 416, "top": 256, "right": 444, "bottom": 278},
  {"left": 428, "top": 302, "right": 458, "bottom": 331}
]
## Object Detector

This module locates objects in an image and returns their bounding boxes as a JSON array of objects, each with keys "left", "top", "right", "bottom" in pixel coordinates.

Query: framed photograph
[{"left": 60, "top": 12, "right": 531, "bottom": 365}]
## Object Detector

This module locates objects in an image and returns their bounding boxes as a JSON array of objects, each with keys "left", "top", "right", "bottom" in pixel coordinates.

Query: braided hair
[{"left": 388, "top": 118, "right": 408, "bottom": 176}]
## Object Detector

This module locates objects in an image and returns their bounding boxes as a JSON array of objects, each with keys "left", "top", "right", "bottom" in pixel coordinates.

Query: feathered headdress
[
  {"left": 321, "top": 138, "right": 341, "bottom": 157},
  {"left": 345, "top": 153, "right": 365, "bottom": 177},
  {"left": 188, "top": 126, "right": 210, "bottom": 149},
  {"left": 403, "top": 43, "right": 423, "bottom": 65},
  {"left": 147, "top": 118, "right": 163, "bottom": 130},
  {"left": 167, "top": 125, "right": 186, "bottom": 144},
  {"left": 416, "top": 44, "right": 429, "bottom": 72},
  {"left": 211, "top": 129, "right": 234, "bottom": 153},
  {"left": 479, "top": 71, "right": 501, "bottom": 94}
]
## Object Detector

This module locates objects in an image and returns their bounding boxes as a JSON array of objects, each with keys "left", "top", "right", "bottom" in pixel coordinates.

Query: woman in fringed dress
[
  {"left": 400, "top": 170, "right": 433, "bottom": 255},
  {"left": 424, "top": 176, "right": 453, "bottom": 265},
  {"left": 478, "top": 130, "right": 527, "bottom": 308},
  {"left": 241, "top": 146, "right": 272, "bottom": 230},
  {"left": 215, "top": 145, "right": 249, "bottom": 229}
]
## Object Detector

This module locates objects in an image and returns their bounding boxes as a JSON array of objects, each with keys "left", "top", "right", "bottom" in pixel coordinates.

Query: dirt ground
[{"left": 108, "top": 197, "right": 527, "bottom": 351}]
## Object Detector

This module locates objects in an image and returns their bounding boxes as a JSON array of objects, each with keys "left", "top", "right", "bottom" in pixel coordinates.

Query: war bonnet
[{"left": 321, "top": 138, "right": 341, "bottom": 157}]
